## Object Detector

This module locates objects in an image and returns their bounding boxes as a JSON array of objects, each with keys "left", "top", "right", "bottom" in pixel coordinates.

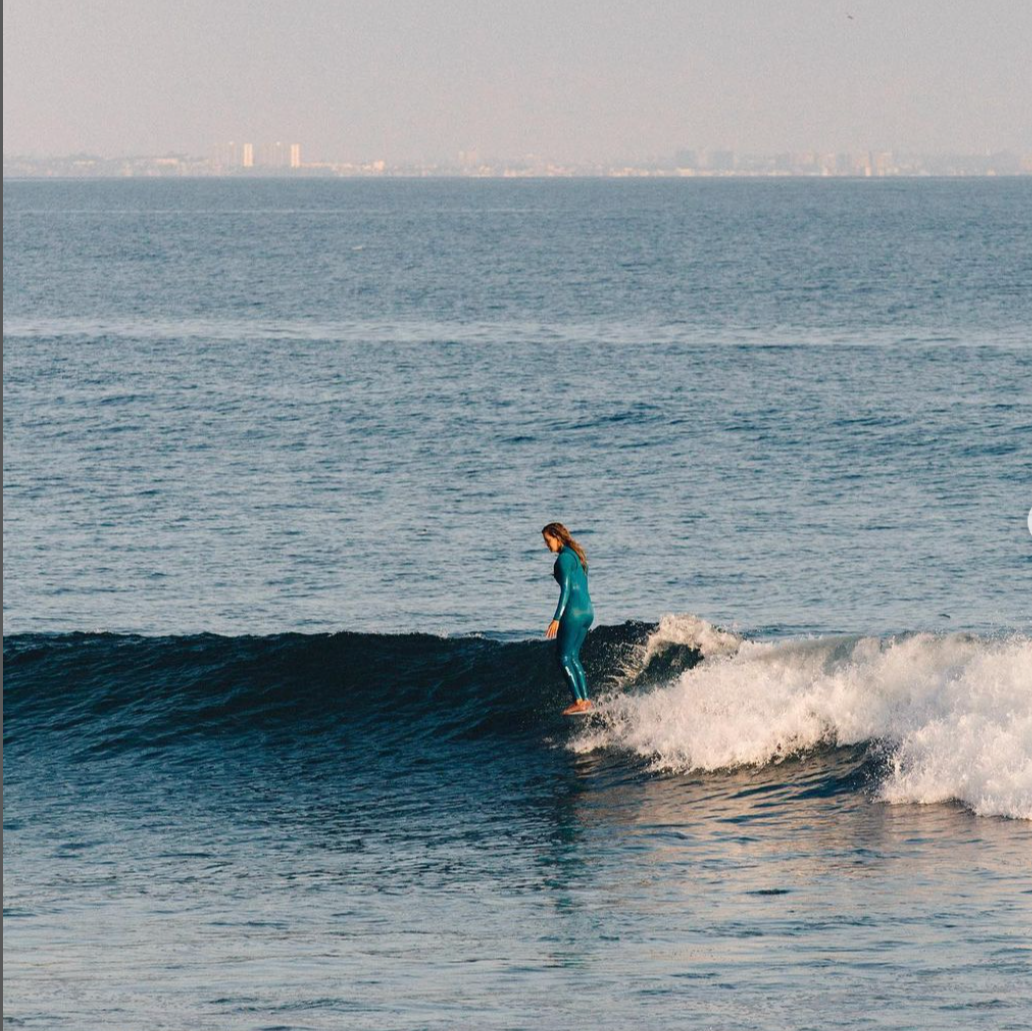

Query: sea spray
[
  {"left": 572, "top": 618, "right": 1032, "bottom": 820},
  {"left": 606, "top": 612, "right": 741, "bottom": 688}
]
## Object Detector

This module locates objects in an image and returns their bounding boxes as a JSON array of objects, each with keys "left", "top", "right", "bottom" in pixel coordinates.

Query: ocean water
[{"left": 4, "top": 178, "right": 1032, "bottom": 1029}]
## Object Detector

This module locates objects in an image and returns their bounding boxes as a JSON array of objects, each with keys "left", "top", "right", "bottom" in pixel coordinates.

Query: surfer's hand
[{"left": 546, "top": 620, "right": 559, "bottom": 639}]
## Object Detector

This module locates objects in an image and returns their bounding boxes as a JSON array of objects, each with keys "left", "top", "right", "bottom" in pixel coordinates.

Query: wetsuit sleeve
[{"left": 552, "top": 551, "right": 575, "bottom": 622}]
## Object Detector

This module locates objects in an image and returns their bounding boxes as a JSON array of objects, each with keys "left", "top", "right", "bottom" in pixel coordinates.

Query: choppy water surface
[
  {"left": 4, "top": 178, "right": 1031, "bottom": 636},
  {"left": 4, "top": 179, "right": 1032, "bottom": 1029}
]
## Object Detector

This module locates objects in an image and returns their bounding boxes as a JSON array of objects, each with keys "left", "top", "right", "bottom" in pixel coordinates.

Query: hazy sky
[{"left": 4, "top": 0, "right": 1031, "bottom": 162}]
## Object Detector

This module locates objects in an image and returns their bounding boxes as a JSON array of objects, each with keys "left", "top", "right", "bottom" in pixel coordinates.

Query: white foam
[
  {"left": 576, "top": 616, "right": 1032, "bottom": 820},
  {"left": 643, "top": 612, "right": 744, "bottom": 661},
  {"left": 610, "top": 612, "right": 742, "bottom": 686}
]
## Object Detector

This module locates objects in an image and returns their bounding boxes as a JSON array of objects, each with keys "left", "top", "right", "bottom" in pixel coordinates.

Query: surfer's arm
[{"left": 552, "top": 551, "right": 574, "bottom": 622}]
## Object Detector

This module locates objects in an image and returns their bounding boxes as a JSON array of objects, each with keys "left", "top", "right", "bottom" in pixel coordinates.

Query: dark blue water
[{"left": 4, "top": 179, "right": 1032, "bottom": 1029}]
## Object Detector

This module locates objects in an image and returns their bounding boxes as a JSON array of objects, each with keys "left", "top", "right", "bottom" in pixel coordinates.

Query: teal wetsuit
[{"left": 552, "top": 545, "right": 594, "bottom": 702}]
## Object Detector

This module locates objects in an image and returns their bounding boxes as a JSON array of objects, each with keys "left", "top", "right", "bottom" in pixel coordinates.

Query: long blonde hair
[{"left": 541, "top": 522, "right": 588, "bottom": 572}]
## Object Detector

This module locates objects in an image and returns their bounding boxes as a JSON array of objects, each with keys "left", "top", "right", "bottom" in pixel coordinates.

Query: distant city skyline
[
  {"left": 6, "top": 142, "right": 1030, "bottom": 179},
  {"left": 7, "top": 139, "right": 1032, "bottom": 168},
  {"left": 5, "top": 1, "right": 1032, "bottom": 163}
]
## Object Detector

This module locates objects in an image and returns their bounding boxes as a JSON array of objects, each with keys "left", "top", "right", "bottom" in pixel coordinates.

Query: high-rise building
[
  {"left": 290, "top": 143, "right": 301, "bottom": 169},
  {"left": 242, "top": 143, "right": 254, "bottom": 168}
]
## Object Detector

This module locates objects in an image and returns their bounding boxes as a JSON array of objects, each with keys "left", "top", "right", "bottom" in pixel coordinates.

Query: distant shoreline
[{"left": 5, "top": 172, "right": 1031, "bottom": 181}]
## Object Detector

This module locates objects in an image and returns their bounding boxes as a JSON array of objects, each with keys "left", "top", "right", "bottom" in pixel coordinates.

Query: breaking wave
[
  {"left": 5, "top": 616, "right": 1029, "bottom": 819},
  {"left": 572, "top": 615, "right": 1032, "bottom": 820}
]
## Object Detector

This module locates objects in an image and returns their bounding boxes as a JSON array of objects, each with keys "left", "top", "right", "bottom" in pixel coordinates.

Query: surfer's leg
[
  {"left": 570, "top": 619, "right": 592, "bottom": 700},
  {"left": 556, "top": 619, "right": 582, "bottom": 703}
]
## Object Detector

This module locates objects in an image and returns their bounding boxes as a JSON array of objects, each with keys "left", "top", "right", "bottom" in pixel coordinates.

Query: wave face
[
  {"left": 572, "top": 616, "right": 1032, "bottom": 820},
  {"left": 5, "top": 616, "right": 1030, "bottom": 819},
  {"left": 1, "top": 621, "right": 674, "bottom": 759}
]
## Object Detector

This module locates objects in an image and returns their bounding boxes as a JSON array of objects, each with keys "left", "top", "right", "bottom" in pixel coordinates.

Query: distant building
[
  {"left": 241, "top": 143, "right": 254, "bottom": 168},
  {"left": 870, "top": 151, "right": 894, "bottom": 176},
  {"left": 290, "top": 143, "right": 301, "bottom": 169},
  {"left": 705, "top": 150, "right": 736, "bottom": 172}
]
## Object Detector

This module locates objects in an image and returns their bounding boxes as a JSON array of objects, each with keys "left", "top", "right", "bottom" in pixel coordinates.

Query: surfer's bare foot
[{"left": 562, "top": 700, "right": 593, "bottom": 716}]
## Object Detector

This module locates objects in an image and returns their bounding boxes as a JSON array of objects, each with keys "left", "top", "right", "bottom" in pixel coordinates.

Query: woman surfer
[{"left": 542, "top": 522, "right": 595, "bottom": 716}]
